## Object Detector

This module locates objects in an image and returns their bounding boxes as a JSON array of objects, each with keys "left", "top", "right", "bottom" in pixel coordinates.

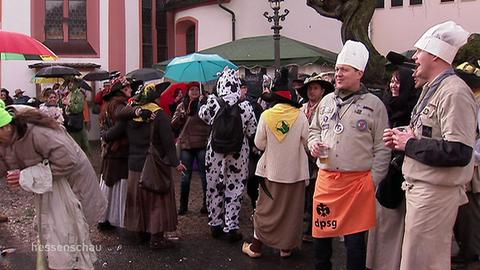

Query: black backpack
[{"left": 211, "top": 98, "right": 244, "bottom": 154}]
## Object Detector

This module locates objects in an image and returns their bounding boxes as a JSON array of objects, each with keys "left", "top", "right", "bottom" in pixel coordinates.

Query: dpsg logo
[{"left": 314, "top": 203, "right": 337, "bottom": 230}]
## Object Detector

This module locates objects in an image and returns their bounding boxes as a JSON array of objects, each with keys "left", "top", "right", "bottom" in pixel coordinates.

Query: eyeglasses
[{"left": 456, "top": 62, "right": 480, "bottom": 77}]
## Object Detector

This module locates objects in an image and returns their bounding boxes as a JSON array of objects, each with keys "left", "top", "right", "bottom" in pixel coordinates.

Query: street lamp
[{"left": 263, "top": 0, "right": 289, "bottom": 69}]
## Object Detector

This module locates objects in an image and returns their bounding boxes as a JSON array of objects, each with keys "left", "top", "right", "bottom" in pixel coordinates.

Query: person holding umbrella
[
  {"left": 171, "top": 82, "right": 210, "bottom": 215},
  {"left": 63, "top": 78, "right": 91, "bottom": 156}
]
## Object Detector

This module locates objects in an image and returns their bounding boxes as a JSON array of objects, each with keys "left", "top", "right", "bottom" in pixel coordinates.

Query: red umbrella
[
  {"left": 159, "top": 82, "right": 188, "bottom": 116},
  {"left": 0, "top": 30, "right": 58, "bottom": 60}
]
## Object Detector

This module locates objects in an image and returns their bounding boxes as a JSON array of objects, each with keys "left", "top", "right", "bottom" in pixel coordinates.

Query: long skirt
[
  {"left": 253, "top": 179, "right": 305, "bottom": 250},
  {"left": 366, "top": 200, "right": 406, "bottom": 270},
  {"left": 99, "top": 176, "right": 128, "bottom": 227},
  {"left": 124, "top": 171, "right": 177, "bottom": 234},
  {"left": 38, "top": 178, "right": 97, "bottom": 270}
]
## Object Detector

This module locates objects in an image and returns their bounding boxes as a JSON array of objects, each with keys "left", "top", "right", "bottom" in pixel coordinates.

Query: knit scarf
[{"left": 263, "top": 103, "right": 300, "bottom": 142}]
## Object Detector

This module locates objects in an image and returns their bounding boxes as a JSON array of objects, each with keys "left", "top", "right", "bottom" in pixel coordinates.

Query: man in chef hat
[
  {"left": 384, "top": 21, "right": 476, "bottom": 269},
  {"left": 308, "top": 40, "right": 390, "bottom": 270}
]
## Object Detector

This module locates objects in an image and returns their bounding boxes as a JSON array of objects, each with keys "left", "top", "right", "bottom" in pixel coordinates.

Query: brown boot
[{"left": 0, "top": 214, "right": 8, "bottom": 223}]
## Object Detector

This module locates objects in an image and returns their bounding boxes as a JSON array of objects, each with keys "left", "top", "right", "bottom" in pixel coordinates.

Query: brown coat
[
  {"left": 0, "top": 124, "right": 107, "bottom": 225},
  {"left": 171, "top": 102, "right": 210, "bottom": 150}
]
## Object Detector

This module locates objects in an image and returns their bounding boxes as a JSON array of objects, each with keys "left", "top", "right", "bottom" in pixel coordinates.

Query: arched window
[{"left": 175, "top": 17, "right": 197, "bottom": 55}]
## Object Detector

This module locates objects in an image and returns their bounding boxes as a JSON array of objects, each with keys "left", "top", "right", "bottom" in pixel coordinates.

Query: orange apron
[{"left": 312, "top": 170, "right": 376, "bottom": 238}]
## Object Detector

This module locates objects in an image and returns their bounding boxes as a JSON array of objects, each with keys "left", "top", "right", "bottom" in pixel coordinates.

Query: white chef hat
[
  {"left": 336, "top": 40, "right": 369, "bottom": 72},
  {"left": 414, "top": 21, "right": 469, "bottom": 65}
]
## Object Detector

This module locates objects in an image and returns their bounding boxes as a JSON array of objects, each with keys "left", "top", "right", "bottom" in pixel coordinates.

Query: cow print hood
[{"left": 216, "top": 66, "right": 241, "bottom": 105}]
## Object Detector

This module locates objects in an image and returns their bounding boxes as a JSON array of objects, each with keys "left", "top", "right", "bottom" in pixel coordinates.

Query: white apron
[{"left": 400, "top": 179, "right": 468, "bottom": 270}]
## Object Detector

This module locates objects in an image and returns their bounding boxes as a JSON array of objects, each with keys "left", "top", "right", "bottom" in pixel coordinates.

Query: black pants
[{"left": 313, "top": 231, "right": 366, "bottom": 270}]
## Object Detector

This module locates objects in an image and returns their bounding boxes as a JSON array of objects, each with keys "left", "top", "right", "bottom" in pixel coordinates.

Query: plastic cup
[{"left": 319, "top": 144, "right": 330, "bottom": 163}]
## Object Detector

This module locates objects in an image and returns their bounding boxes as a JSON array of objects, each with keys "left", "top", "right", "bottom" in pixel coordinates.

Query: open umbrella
[
  {"left": 83, "top": 69, "right": 110, "bottom": 81},
  {"left": 35, "top": 65, "right": 81, "bottom": 78},
  {"left": 165, "top": 53, "right": 237, "bottom": 82},
  {"left": 126, "top": 68, "right": 164, "bottom": 82},
  {"left": 0, "top": 30, "right": 58, "bottom": 61},
  {"left": 159, "top": 82, "right": 188, "bottom": 115},
  {"left": 77, "top": 79, "right": 92, "bottom": 91}
]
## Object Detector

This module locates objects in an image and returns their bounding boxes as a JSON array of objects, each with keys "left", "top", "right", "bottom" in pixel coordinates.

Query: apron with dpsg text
[{"left": 312, "top": 170, "right": 376, "bottom": 238}]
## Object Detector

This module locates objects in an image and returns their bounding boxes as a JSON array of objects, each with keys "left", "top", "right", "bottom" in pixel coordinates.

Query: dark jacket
[
  {"left": 105, "top": 108, "right": 180, "bottom": 172},
  {"left": 99, "top": 95, "right": 129, "bottom": 186},
  {"left": 171, "top": 100, "right": 210, "bottom": 150},
  {"left": 383, "top": 67, "right": 420, "bottom": 128}
]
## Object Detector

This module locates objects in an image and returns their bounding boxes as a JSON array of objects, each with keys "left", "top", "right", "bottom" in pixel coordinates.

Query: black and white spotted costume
[{"left": 198, "top": 67, "right": 257, "bottom": 233}]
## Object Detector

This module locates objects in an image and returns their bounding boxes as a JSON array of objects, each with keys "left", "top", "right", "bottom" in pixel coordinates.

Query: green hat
[{"left": 0, "top": 107, "right": 13, "bottom": 128}]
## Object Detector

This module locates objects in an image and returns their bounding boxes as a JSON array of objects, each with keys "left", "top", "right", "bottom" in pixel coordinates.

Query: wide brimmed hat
[
  {"left": 103, "top": 76, "right": 130, "bottom": 101},
  {"left": 134, "top": 82, "right": 171, "bottom": 104},
  {"left": 297, "top": 73, "right": 334, "bottom": 100},
  {"left": 14, "top": 89, "right": 25, "bottom": 97},
  {"left": 385, "top": 51, "right": 416, "bottom": 70},
  {"left": 455, "top": 61, "right": 480, "bottom": 89}
]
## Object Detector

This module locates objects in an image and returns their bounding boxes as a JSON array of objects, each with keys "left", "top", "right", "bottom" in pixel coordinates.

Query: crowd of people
[{"left": 0, "top": 20, "right": 479, "bottom": 270}]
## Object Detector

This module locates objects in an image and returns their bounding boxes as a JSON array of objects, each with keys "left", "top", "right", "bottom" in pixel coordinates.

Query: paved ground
[{"left": 0, "top": 141, "right": 348, "bottom": 269}]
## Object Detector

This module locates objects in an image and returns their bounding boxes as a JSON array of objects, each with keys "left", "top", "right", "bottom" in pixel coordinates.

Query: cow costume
[{"left": 198, "top": 67, "right": 257, "bottom": 241}]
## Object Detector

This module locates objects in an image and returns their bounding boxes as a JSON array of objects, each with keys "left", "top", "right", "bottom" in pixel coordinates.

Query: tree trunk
[{"left": 307, "top": 0, "right": 386, "bottom": 87}]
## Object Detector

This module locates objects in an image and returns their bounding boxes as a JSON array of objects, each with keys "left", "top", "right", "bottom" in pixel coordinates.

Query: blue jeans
[
  {"left": 314, "top": 231, "right": 367, "bottom": 270},
  {"left": 179, "top": 148, "right": 207, "bottom": 211}
]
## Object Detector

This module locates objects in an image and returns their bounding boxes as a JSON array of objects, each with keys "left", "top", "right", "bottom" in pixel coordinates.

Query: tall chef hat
[
  {"left": 414, "top": 21, "right": 469, "bottom": 65},
  {"left": 336, "top": 40, "right": 369, "bottom": 72}
]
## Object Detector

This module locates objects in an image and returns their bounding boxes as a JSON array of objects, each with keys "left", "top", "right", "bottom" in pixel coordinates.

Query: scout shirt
[
  {"left": 308, "top": 86, "right": 391, "bottom": 185},
  {"left": 403, "top": 75, "right": 477, "bottom": 187}
]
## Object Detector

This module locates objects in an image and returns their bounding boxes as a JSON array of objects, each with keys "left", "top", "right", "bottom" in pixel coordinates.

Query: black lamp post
[{"left": 263, "top": 0, "right": 289, "bottom": 69}]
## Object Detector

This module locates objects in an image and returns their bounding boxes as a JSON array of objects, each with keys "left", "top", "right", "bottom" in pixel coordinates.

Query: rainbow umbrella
[{"left": 0, "top": 30, "right": 58, "bottom": 61}]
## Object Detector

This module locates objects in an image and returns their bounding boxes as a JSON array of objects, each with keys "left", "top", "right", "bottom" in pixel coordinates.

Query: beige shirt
[
  {"left": 308, "top": 91, "right": 391, "bottom": 184},
  {"left": 403, "top": 75, "right": 477, "bottom": 186},
  {"left": 255, "top": 110, "right": 310, "bottom": 184}
]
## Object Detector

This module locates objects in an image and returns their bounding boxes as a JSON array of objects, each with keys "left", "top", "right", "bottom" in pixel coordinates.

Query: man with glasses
[{"left": 308, "top": 40, "right": 390, "bottom": 270}]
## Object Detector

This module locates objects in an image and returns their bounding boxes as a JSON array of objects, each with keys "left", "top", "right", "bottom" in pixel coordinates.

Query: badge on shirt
[
  {"left": 422, "top": 107, "right": 430, "bottom": 115},
  {"left": 422, "top": 126, "right": 432, "bottom": 138},
  {"left": 356, "top": 119, "right": 368, "bottom": 131}
]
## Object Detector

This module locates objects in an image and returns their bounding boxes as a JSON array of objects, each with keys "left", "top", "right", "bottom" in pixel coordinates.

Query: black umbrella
[
  {"left": 78, "top": 79, "right": 92, "bottom": 91},
  {"left": 83, "top": 69, "right": 110, "bottom": 81},
  {"left": 35, "top": 65, "right": 81, "bottom": 78},
  {"left": 126, "top": 68, "right": 164, "bottom": 82}
]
